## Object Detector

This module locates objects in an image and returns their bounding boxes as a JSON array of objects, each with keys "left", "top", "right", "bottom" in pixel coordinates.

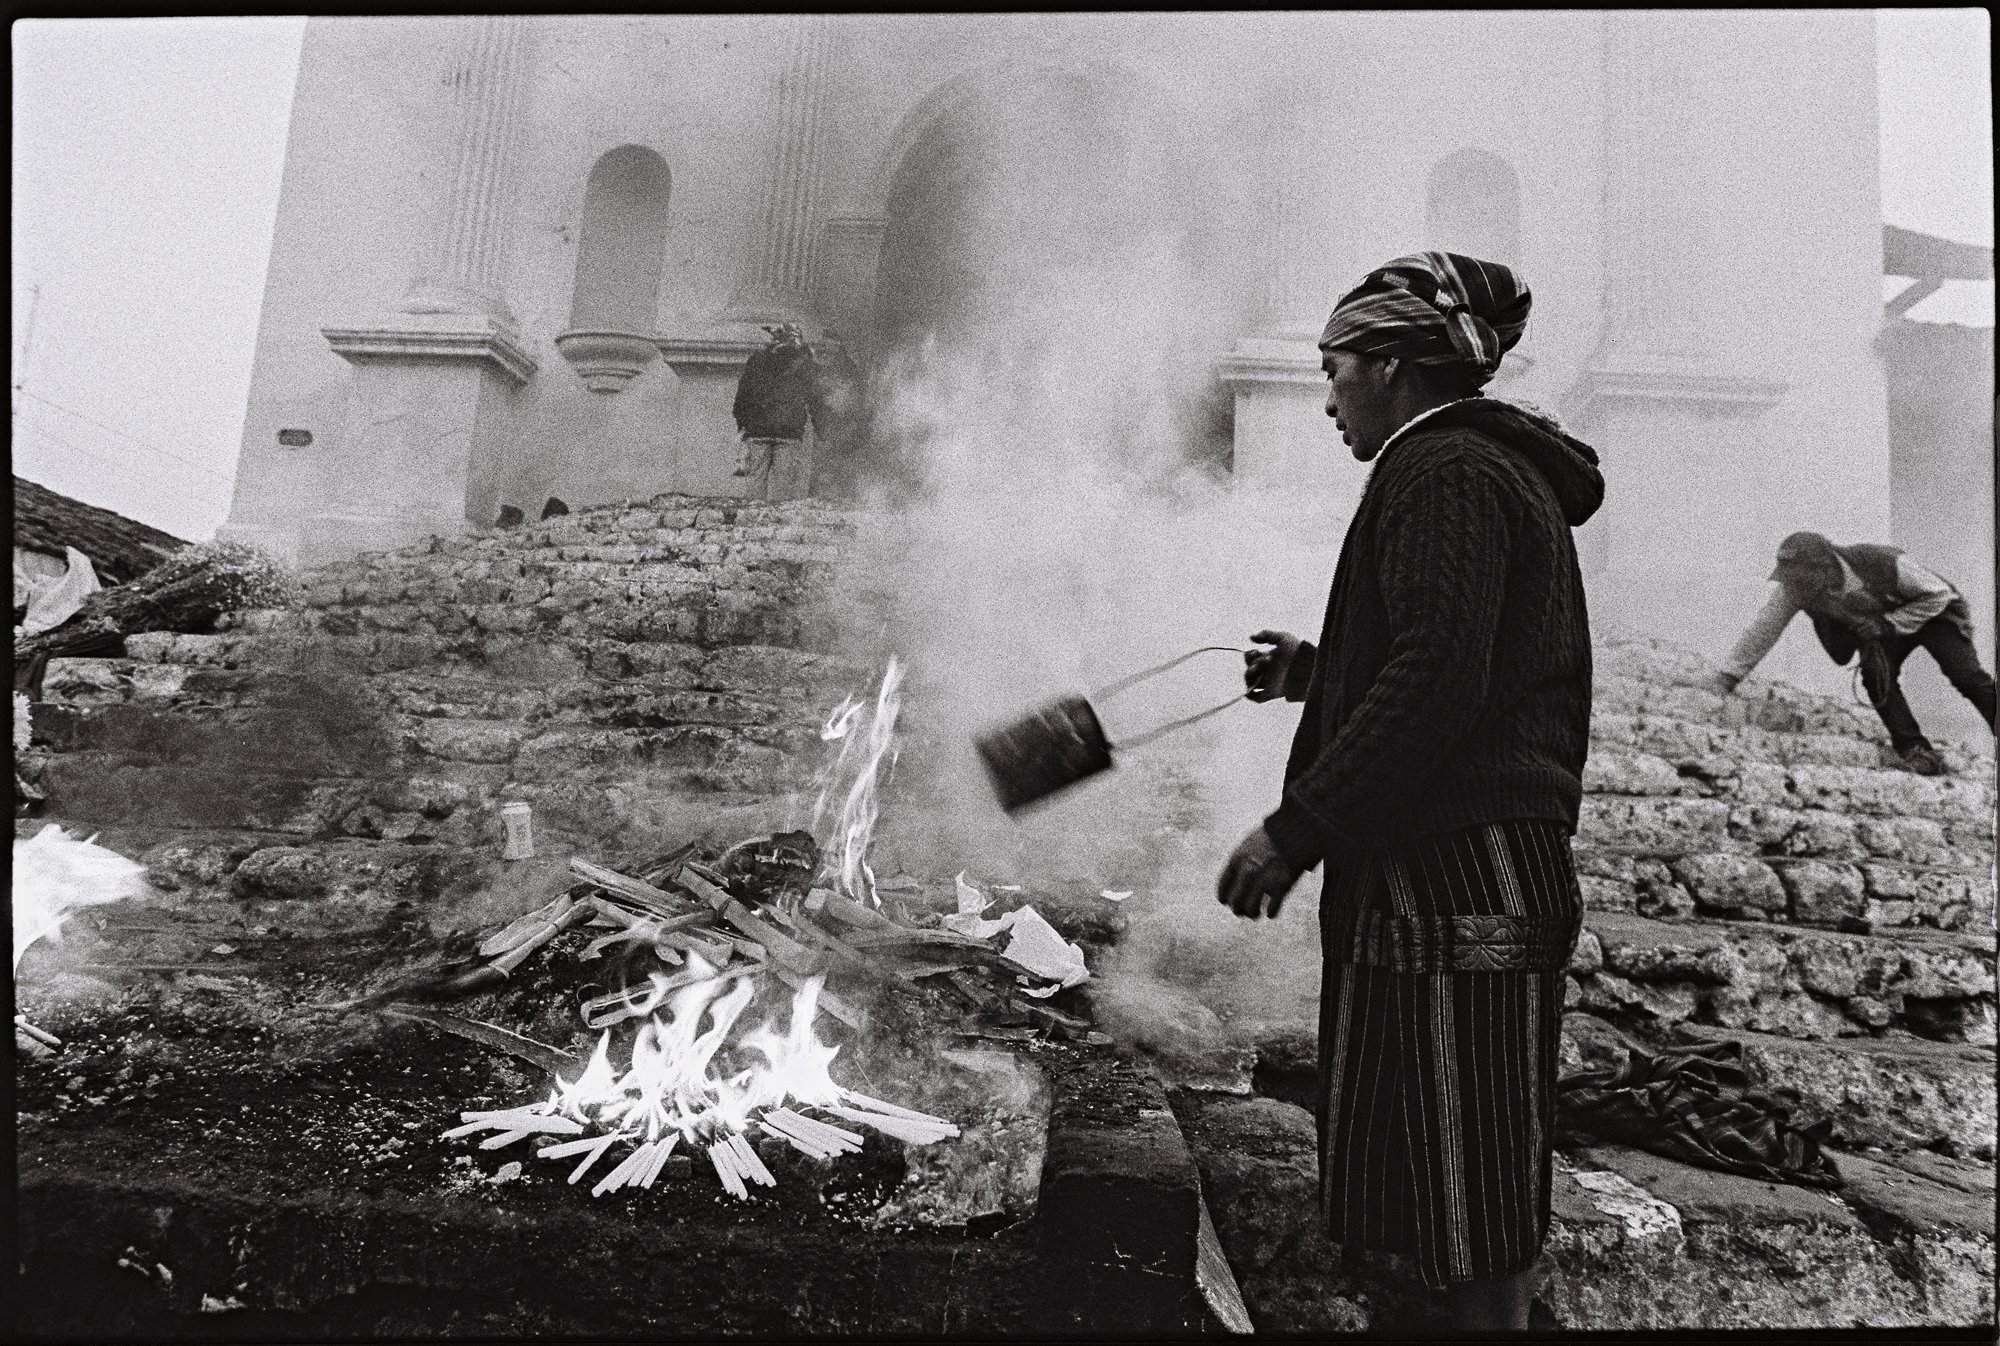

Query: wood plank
[
  {"left": 1195, "top": 1190, "right": 1254, "bottom": 1333},
  {"left": 570, "top": 859, "right": 700, "bottom": 920},
  {"left": 384, "top": 1002, "right": 579, "bottom": 1076}
]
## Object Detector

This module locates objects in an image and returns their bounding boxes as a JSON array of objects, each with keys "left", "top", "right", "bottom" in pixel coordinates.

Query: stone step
[
  {"left": 1573, "top": 909, "right": 1995, "bottom": 1046},
  {"left": 1591, "top": 711, "right": 1996, "bottom": 782},
  {"left": 36, "top": 753, "right": 384, "bottom": 838},
  {"left": 116, "top": 619, "right": 856, "bottom": 677},
  {"left": 297, "top": 556, "right": 846, "bottom": 614},
  {"left": 1585, "top": 749, "right": 1996, "bottom": 827},
  {"left": 1174, "top": 1092, "right": 1993, "bottom": 1332},
  {"left": 35, "top": 729, "right": 806, "bottom": 846},
  {"left": 42, "top": 661, "right": 830, "bottom": 738},
  {"left": 1242, "top": 1007, "right": 1992, "bottom": 1165},
  {"left": 298, "top": 594, "right": 833, "bottom": 649},
  {"left": 1546, "top": 1141, "right": 1992, "bottom": 1329},
  {"left": 1592, "top": 671, "right": 1887, "bottom": 740},
  {"left": 1575, "top": 849, "right": 1992, "bottom": 935},
  {"left": 1674, "top": 1022, "right": 1996, "bottom": 1157},
  {"left": 1577, "top": 794, "right": 1993, "bottom": 864}
]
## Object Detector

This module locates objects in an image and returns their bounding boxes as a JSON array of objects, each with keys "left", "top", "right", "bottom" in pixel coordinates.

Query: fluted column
[
  {"left": 721, "top": 15, "right": 835, "bottom": 324},
  {"left": 400, "top": 15, "right": 532, "bottom": 324},
  {"left": 1257, "top": 73, "right": 1331, "bottom": 339},
  {"left": 1590, "top": 11, "right": 1718, "bottom": 374}
]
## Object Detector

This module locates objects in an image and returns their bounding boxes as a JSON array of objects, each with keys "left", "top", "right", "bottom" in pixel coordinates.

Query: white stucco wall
[{"left": 225, "top": 11, "right": 1895, "bottom": 697}]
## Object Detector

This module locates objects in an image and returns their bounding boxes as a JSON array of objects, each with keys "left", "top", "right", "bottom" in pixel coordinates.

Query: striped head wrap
[{"left": 1318, "top": 251, "right": 1531, "bottom": 387}]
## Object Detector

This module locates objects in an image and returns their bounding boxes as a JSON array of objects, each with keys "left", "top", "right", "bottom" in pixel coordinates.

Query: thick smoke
[{"left": 844, "top": 69, "right": 1341, "bottom": 1019}]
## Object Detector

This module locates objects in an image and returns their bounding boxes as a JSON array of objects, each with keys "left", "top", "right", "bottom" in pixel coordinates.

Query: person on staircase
[
  {"left": 731, "top": 322, "right": 817, "bottom": 500},
  {"left": 1707, "top": 531, "right": 1996, "bottom": 776}
]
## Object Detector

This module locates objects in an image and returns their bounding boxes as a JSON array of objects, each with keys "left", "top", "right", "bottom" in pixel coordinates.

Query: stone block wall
[{"left": 25, "top": 495, "right": 897, "bottom": 864}]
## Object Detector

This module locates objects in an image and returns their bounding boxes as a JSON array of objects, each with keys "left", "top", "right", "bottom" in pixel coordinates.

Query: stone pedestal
[
  {"left": 553, "top": 330, "right": 660, "bottom": 393},
  {"left": 1567, "top": 11, "right": 1829, "bottom": 652},
  {"left": 1566, "top": 367, "right": 1789, "bottom": 644},
  {"left": 303, "top": 318, "right": 534, "bottom": 563}
]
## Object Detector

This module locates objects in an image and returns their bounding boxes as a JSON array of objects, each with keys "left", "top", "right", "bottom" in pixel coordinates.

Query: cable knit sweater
[{"left": 1263, "top": 398, "right": 1605, "bottom": 867}]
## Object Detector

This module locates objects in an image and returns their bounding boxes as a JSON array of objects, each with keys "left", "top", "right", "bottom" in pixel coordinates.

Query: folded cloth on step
[{"left": 1556, "top": 1037, "right": 1843, "bottom": 1189}]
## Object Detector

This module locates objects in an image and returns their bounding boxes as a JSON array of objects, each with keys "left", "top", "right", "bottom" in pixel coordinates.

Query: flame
[
  {"left": 12, "top": 825, "right": 146, "bottom": 973},
  {"left": 809, "top": 658, "right": 903, "bottom": 906},
  {"left": 549, "top": 968, "right": 840, "bottom": 1145}
]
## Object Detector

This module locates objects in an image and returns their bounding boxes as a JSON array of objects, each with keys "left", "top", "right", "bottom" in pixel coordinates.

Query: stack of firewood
[
  {"left": 400, "top": 835, "right": 1100, "bottom": 1201},
  {"left": 407, "top": 838, "right": 1103, "bottom": 1044}
]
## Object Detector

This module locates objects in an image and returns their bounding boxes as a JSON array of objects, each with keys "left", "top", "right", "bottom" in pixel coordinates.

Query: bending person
[{"left": 1709, "top": 532, "right": 1996, "bottom": 775}]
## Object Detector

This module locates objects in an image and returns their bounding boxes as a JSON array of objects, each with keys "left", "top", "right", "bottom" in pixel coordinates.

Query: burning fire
[
  {"left": 810, "top": 656, "right": 903, "bottom": 906},
  {"left": 446, "top": 967, "right": 956, "bottom": 1200},
  {"left": 444, "top": 658, "right": 958, "bottom": 1200}
]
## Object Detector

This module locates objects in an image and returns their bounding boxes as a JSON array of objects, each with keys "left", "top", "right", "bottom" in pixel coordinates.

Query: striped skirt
[{"left": 1315, "top": 818, "right": 1582, "bottom": 1288}]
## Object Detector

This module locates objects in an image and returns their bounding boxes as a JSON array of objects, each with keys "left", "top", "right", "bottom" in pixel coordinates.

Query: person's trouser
[
  {"left": 1858, "top": 608, "right": 1998, "bottom": 751},
  {"left": 735, "top": 435, "right": 812, "bottom": 501}
]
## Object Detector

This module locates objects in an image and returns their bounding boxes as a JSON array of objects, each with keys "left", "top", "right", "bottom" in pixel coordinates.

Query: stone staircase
[
  {"left": 1185, "top": 632, "right": 1995, "bottom": 1331},
  {"left": 24, "top": 496, "right": 894, "bottom": 888},
  {"left": 1567, "top": 637, "right": 1996, "bottom": 1162},
  {"left": 18, "top": 494, "right": 1998, "bottom": 1330}
]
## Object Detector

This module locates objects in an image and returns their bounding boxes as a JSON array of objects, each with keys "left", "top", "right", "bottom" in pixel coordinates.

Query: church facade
[{"left": 223, "top": 12, "right": 1892, "bottom": 664}]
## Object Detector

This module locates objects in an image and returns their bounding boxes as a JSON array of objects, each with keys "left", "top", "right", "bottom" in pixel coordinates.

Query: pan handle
[
  {"left": 1089, "top": 645, "right": 1244, "bottom": 701},
  {"left": 1091, "top": 645, "right": 1249, "bottom": 750},
  {"left": 1110, "top": 692, "right": 1248, "bottom": 750}
]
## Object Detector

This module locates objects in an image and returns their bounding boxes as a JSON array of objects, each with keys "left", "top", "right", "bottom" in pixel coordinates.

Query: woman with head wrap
[
  {"left": 1218, "top": 251, "right": 1603, "bottom": 1330},
  {"left": 1709, "top": 532, "right": 1995, "bottom": 774}
]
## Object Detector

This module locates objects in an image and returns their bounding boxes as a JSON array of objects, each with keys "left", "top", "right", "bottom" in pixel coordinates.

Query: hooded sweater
[{"left": 1263, "top": 398, "right": 1605, "bottom": 867}]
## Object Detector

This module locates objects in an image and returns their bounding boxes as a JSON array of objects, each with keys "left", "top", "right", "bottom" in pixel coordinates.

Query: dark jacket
[
  {"left": 1263, "top": 399, "right": 1605, "bottom": 866},
  {"left": 733, "top": 345, "right": 816, "bottom": 440}
]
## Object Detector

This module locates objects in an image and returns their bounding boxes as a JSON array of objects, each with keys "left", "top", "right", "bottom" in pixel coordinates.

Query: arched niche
[
  {"left": 557, "top": 145, "right": 670, "bottom": 392},
  {"left": 571, "top": 145, "right": 671, "bottom": 329},
  {"left": 1425, "top": 148, "right": 1522, "bottom": 270}
]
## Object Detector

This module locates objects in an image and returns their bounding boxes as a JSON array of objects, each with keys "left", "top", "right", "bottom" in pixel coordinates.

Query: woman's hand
[
  {"left": 1216, "top": 824, "right": 1306, "bottom": 920},
  {"left": 1244, "top": 629, "right": 1304, "bottom": 703}
]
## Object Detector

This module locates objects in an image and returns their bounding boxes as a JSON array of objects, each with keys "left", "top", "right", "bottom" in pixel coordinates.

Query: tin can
[
  {"left": 500, "top": 801, "right": 535, "bottom": 860},
  {"left": 973, "top": 646, "right": 1249, "bottom": 816},
  {"left": 974, "top": 694, "right": 1114, "bottom": 815}
]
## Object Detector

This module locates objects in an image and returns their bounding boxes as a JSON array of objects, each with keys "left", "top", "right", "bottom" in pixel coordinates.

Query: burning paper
[{"left": 13, "top": 824, "right": 148, "bottom": 973}]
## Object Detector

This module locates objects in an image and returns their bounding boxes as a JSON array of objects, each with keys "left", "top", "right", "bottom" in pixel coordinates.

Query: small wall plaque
[{"left": 277, "top": 428, "right": 314, "bottom": 447}]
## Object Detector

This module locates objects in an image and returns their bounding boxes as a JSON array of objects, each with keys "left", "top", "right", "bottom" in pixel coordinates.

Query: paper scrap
[
  {"left": 1000, "top": 905, "right": 1089, "bottom": 989},
  {"left": 942, "top": 871, "right": 1014, "bottom": 937},
  {"left": 954, "top": 871, "right": 991, "bottom": 916},
  {"left": 941, "top": 910, "right": 1013, "bottom": 939},
  {"left": 1100, "top": 889, "right": 1132, "bottom": 902}
]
